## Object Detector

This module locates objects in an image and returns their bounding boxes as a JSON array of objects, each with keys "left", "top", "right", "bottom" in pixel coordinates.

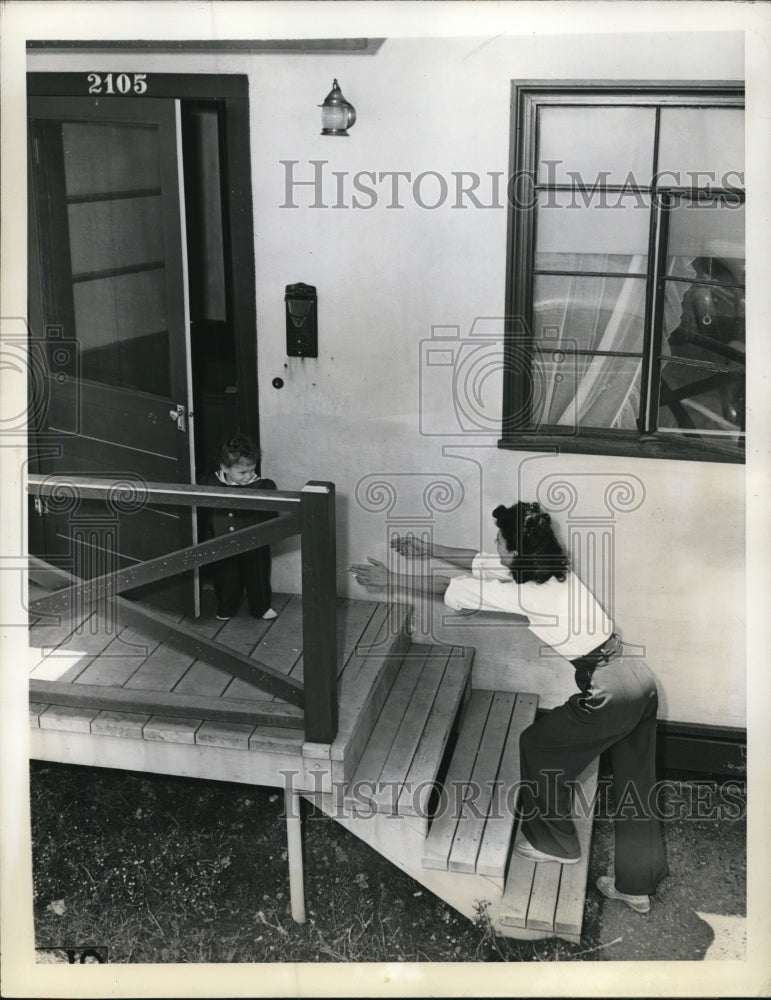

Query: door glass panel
[
  {"left": 68, "top": 196, "right": 165, "bottom": 274},
  {"left": 58, "top": 119, "right": 172, "bottom": 396},
  {"left": 538, "top": 106, "right": 655, "bottom": 186},
  {"left": 73, "top": 270, "right": 170, "bottom": 395},
  {"left": 657, "top": 108, "right": 744, "bottom": 185},
  {"left": 61, "top": 122, "right": 161, "bottom": 196}
]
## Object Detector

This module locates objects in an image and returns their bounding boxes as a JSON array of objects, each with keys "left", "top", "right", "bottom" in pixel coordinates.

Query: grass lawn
[{"left": 29, "top": 760, "right": 745, "bottom": 964}]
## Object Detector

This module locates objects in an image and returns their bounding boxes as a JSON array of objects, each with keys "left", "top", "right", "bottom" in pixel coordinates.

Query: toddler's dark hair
[
  {"left": 218, "top": 433, "right": 260, "bottom": 468},
  {"left": 492, "top": 501, "right": 569, "bottom": 584}
]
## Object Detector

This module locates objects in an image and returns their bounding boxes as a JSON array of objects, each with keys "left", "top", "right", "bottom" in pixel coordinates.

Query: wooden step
[
  {"left": 497, "top": 756, "right": 600, "bottom": 943},
  {"left": 328, "top": 602, "right": 416, "bottom": 784},
  {"left": 342, "top": 643, "right": 473, "bottom": 816},
  {"left": 422, "top": 690, "right": 538, "bottom": 881}
]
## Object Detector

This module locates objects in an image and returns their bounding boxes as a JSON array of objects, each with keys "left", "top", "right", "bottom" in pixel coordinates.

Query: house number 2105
[{"left": 87, "top": 73, "right": 148, "bottom": 95}]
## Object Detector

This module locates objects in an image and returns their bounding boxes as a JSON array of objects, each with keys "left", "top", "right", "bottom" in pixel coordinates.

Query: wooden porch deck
[
  {"left": 28, "top": 579, "right": 407, "bottom": 781},
  {"left": 28, "top": 579, "right": 599, "bottom": 944}
]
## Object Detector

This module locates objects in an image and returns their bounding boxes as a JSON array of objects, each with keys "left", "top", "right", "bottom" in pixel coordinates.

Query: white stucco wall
[{"left": 27, "top": 29, "right": 747, "bottom": 726}]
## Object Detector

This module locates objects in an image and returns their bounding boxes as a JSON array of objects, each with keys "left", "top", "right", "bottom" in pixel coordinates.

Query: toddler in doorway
[{"left": 204, "top": 434, "right": 277, "bottom": 621}]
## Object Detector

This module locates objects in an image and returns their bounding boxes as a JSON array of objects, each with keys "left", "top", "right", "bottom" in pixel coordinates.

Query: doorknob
[{"left": 169, "top": 403, "right": 186, "bottom": 432}]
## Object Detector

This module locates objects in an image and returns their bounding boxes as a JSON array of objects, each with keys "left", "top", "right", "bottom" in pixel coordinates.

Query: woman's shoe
[
  {"left": 261, "top": 608, "right": 278, "bottom": 620},
  {"left": 596, "top": 875, "right": 651, "bottom": 913},
  {"left": 514, "top": 838, "right": 580, "bottom": 865}
]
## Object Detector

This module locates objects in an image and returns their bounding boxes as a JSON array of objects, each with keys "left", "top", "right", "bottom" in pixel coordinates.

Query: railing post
[{"left": 300, "top": 482, "right": 338, "bottom": 743}]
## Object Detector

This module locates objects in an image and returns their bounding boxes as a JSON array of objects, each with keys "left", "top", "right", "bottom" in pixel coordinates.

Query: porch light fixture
[{"left": 320, "top": 79, "right": 356, "bottom": 136}]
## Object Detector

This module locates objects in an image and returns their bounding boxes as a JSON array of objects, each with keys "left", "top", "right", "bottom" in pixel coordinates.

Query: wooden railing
[{"left": 27, "top": 475, "right": 338, "bottom": 743}]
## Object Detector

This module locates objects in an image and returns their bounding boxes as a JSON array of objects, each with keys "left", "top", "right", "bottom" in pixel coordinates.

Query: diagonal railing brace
[{"left": 29, "top": 515, "right": 299, "bottom": 619}]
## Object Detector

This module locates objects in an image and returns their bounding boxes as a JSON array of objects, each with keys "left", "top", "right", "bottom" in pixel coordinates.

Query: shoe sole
[
  {"left": 596, "top": 876, "right": 650, "bottom": 913},
  {"left": 514, "top": 844, "right": 580, "bottom": 865}
]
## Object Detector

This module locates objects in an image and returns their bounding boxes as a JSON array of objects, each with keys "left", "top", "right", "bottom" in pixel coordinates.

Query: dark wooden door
[{"left": 28, "top": 96, "right": 199, "bottom": 613}]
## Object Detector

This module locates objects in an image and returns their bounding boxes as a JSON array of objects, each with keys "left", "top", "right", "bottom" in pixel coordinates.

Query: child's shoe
[
  {"left": 261, "top": 608, "right": 278, "bottom": 620},
  {"left": 596, "top": 875, "right": 651, "bottom": 913}
]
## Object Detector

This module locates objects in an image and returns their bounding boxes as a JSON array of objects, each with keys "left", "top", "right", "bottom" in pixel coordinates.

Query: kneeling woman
[{"left": 350, "top": 500, "right": 668, "bottom": 914}]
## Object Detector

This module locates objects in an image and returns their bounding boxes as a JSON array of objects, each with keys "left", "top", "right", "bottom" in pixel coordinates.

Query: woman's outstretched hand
[
  {"left": 349, "top": 557, "right": 390, "bottom": 591},
  {"left": 390, "top": 534, "right": 431, "bottom": 559}
]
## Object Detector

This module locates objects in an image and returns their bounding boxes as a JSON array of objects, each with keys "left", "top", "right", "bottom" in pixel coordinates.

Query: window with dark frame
[{"left": 501, "top": 82, "right": 745, "bottom": 464}]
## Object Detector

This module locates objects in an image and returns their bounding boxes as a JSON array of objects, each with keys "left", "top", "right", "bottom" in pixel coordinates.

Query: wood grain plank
[
  {"left": 370, "top": 651, "right": 447, "bottom": 813},
  {"left": 475, "top": 693, "right": 539, "bottom": 878},
  {"left": 554, "top": 758, "right": 600, "bottom": 937},
  {"left": 398, "top": 647, "right": 472, "bottom": 817},
  {"left": 289, "top": 596, "right": 376, "bottom": 684},
  {"left": 172, "top": 660, "right": 231, "bottom": 698},
  {"left": 123, "top": 644, "right": 195, "bottom": 692},
  {"left": 39, "top": 704, "right": 99, "bottom": 733},
  {"left": 195, "top": 721, "right": 256, "bottom": 750},
  {"left": 29, "top": 651, "right": 94, "bottom": 683},
  {"left": 28, "top": 615, "right": 92, "bottom": 650},
  {"left": 74, "top": 652, "right": 149, "bottom": 688},
  {"left": 334, "top": 598, "right": 379, "bottom": 677},
  {"left": 346, "top": 602, "right": 409, "bottom": 686},
  {"left": 29, "top": 702, "right": 48, "bottom": 727},
  {"left": 30, "top": 727, "right": 305, "bottom": 789},
  {"left": 91, "top": 711, "right": 149, "bottom": 738},
  {"left": 498, "top": 834, "right": 537, "bottom": 928},
  {"left": 143, "top": 716, "right": 202, "bottom": 744},
  {"left": 29, "top": 680, "right": 304, "bottom": 728},
  {"left": 248, "top": 726, "right": 305, "bottom": 754},
  {"left": 107, "top": 598, "right": 304, "bottom": 706},
  {"left": 525, "top": 855, "right": 563, "bottom": 932},
  {"left": 421, "top": 691, "right": 492, "bottom": 871},
  {"left": 247, "top": 594, "right": 304, "bottom": 673},
  {"left": 345, "top": 651, "right": 427, "bottom": 813},
  {"left": 448, "top": 691, "right": 516, "bottom": 874},
  {"left": 335, "top": 602, "right": 390, "bottom": 695},
  {"left": 215, "top": 593, "right": 290, "bottom": 658},
  {"left": 331, "top": 604, "right": 412, "bottom": 778}
]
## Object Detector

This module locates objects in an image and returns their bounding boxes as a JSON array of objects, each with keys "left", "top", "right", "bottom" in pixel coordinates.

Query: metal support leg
[{"left": 285, "top": 786, "right": 306, "bottom": 924}]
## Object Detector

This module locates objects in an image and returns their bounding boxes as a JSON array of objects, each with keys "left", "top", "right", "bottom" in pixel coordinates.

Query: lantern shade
[{"left": 320, "top": 79, "right": 356, "bottom": 136}]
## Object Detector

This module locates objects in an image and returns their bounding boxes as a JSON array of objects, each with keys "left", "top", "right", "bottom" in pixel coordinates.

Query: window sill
[{"left": 498, "top": 430, "right": 745, "bottom": 465}]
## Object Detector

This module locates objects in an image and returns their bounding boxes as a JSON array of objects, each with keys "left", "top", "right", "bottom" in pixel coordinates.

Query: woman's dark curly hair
[
  {"left": 492, "top": 501, "right": 569, "bottom": 584},
  {"left": 218, "top": 433, "right": 261, "bottom": 469}
]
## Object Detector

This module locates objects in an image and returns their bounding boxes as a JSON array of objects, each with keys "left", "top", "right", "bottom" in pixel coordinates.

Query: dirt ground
[{"left": 29, "top": 760, "right": 745, "bottom": 964}]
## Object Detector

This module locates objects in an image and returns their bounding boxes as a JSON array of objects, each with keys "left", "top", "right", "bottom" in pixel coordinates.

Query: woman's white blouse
[{"left": 443, "top": 553, "right": 612, "bottom": 661}]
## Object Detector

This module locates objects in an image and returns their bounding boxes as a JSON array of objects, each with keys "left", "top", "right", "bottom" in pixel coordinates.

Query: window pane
[
  {"left": 666, "top": 201, "right": 745, "bottom": 275},
  {"left": 62, "top": 122, "right": 161, "bottom": 197},
  {"left": 68, "top": 196, "right": 165, "bottom": 275},
  {"left": 664, "top": 278, "right": 745, "bottom": 366},
  {"left": 657, "top": 359, "right": 744, "bottom": 435},
  {"left": 535, "top": 191, "right": 650, "bottom": 272},
  {"left": 538, "top": 106, "right": 655, "bottom": 186},
  {"left": 534, "top": 274, "right": 646, "bottom": 353},
  {"left": 532, "top": 349, "right": 642, "bottom": 430},
  {"left": 657, "top": 108, "right": 744, "bottom": 186}
]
